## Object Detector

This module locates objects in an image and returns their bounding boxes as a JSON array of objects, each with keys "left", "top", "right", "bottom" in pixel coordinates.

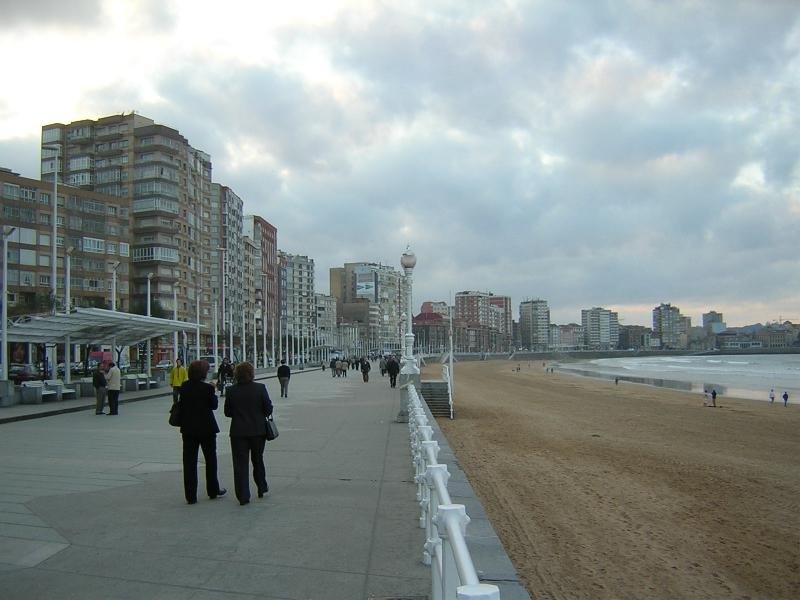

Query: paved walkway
[{"left": 0, "top": 368, "right": 529, "bottom": 599}]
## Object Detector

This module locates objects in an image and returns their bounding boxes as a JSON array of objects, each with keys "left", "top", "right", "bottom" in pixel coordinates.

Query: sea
[{"left": 557, "top": 354, "right": 800, "bottom": 402}]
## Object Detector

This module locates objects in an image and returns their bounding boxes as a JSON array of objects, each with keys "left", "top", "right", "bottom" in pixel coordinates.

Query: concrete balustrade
[{"left": 407, "top": 383, "right": 501, "bottom": 600}]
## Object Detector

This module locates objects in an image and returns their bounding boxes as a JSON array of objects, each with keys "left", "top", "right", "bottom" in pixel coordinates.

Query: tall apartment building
[
  {"left": 41, "top": 114, "right": 214, "bottom": 356},
  {"left": 519, "top": 299, "right": 550, "bottom": 351},
  {"left": 702, "top": 311, "right": 726, "bottom": 334},
  {"left": 420, "top": 301, "right": 450, "bottom": 316},
  {"left": 455, "top": 291, "right": 490, "bottom": 326},
  {"left": 619, "top": 325, "right": 652, "bottom": 350},
  {"left": 212, "top": 184, "right": 244, "bottom": 349},
  {"left": 551, "top": 323, "right": 584, "bottom": 351},
  {"left": 581, "top": 307, "right": 620, "bottom": 350},
  {"left": 652, "top": 303, "right": 687, "bottom": 349},
  {"left": 1, "top": 168, "right": 132, "bottom": 314},
  {"left": 278, "top": 252, "right": 315, "bottom": 342},
  {"left": 489, "top": 294, "right": 513, "bottom": 349},
  {"left": 315, "top": 293, "right": 337, "bottom": 349},
  {"left": 244, "top": 215, "right": 278, "bottom": 326}
]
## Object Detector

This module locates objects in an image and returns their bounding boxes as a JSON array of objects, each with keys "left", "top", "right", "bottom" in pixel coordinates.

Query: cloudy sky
[{"left": 1, "top": 0, "right": 798, "bottom": 327}]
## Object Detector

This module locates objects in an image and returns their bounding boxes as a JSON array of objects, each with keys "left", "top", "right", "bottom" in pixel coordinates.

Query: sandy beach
[{"left": 426, "top": 360, "right": 800, "bottom": 599}]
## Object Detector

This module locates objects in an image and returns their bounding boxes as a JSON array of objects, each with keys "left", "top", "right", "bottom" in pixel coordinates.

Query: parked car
[
  {"left": 155, "top": 359, "right": 173, "bottom": 370},
  {"left": 9, "top": 363, "right": 41, "bottom": 385}
]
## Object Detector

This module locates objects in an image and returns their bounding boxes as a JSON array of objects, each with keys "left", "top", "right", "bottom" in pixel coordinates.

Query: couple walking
[{"left": 178, "top": 360, "right": 272, "bottom": 506}]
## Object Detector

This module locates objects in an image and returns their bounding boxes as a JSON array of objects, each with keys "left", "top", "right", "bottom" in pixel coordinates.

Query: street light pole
[
  {"left": 2, "top": 227, "right": 17, "bottom": 381},
  {"left": 400, "top": 248, "right": 419, "bottom": 379},
  {"left": 217, "top": 246, "right": 227, "bottom": 359},
  {"left": 64, "top": 246, "right": 74, "bottom": 384},
  {"left": 110, "top": 260, "right": 121, "bottom": 365},
  {"left": 146, "top": 272, "right": 153, "bottom": 378}
]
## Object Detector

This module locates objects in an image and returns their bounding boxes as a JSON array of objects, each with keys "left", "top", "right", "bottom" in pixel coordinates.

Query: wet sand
[{"left": 426, "top": 360, "right": 800, "bottom": 599}]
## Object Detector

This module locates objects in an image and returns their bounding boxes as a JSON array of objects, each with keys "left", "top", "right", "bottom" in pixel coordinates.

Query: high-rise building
[
  {"left": 41, "top": 114, "right": 214, "bottom": 357},
  {"left": 212, "top": 184, "right": 244, "bottom": 350},
  {"left": 421, "top": 301, "right": 449, "bottom": 316},
  {"left": 519, "top": 299, "right": 550, "bottom": 351},
  {"left": 489, "top": 294, "right": 513, "bottom": 350},
  {"left": 244, "top": 215, "right": 279, "bottom": 328},
  {"left": 581, "top": 307, "right": 619, "bottom": 350},
  {"left": 0, "top": 168, "right": 132, "bottom": 315},
  {"left": 455, "top": 291, "right": 490, "bottom": 326},
  {"left": 278, "top": 252, "right": 315, "bottom": 346},
  {"left": 652, "top": 303, "right": 686, "bottom": 349},
  {"left": 702, "top": 311, "right": 726, "bottom": 334}
]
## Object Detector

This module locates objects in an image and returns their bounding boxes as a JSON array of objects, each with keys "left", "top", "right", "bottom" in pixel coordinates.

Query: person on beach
[
  {"left": 178, "top": 360, "right": 226, "bottom": 505},
  {"left": 277, "top": 359, "right": 290, "bottom": 398},
  {"left": 782, "top": 391, "right": 788, "bottom": 407},
  {"left": 711, "top": 389, "right": 717, "bottom": 407},
  {"left": 92, "top": 363, "right": 107, "bottom": 415},
  {"left": 169, "top": 358, "right": 188, "bottom": 404},
  {"left": 224, "top": 362, "right": 272, "bottom": 506},
  {"left": 769, "top": 389, "right": 775, "bottom": 404}
]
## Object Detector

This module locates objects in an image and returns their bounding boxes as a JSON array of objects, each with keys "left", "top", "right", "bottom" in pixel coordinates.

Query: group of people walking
[{"left": 176, "top": 358, "right": 273, "bottom": 506}]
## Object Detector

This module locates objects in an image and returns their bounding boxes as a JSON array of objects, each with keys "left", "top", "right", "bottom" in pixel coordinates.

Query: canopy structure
[{"left": 5, "top": 307, "right": 202, "bottom": 346}]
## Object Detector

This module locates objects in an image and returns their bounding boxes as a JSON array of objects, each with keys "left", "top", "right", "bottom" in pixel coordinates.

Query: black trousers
[
  {"left": 230, "top": 435, "right": 268, "bottom": 503},
  {"left": 107, "top": 389, "right": 120, "bottom": 414},
  {"left": 389, "top": 374, "right": 397, "bottom": 388},
  {"left": 182, "top": 434, "right": 221, "bottom": 502}
]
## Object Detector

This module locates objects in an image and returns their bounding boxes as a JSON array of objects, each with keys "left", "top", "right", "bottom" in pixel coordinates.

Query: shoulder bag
[
  {"left": 265, "top": 415, "right": 279, "bottom": 441},
  {"left": 169, "top": 401, "right": 183, "bottom": 427}
]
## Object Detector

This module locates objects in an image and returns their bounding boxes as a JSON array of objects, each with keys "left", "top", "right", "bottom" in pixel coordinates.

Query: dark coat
[
  {"left": 178, "top": 380, "right": 220, "bottom": 436},
  {"left": 361, "top": 360, "right": 371, "bottom": 373},
  {"left": 224, "top": 381, "right": 273, "bottom": 437},
  {"left": 92, "top": 369, "right": 107, "bottom": 388},
  {"left": 386, "top": 359, "right": 400, "bottom": 376},
  {"left": 277, "top": 365, "right": 291, "bottom": 379}
]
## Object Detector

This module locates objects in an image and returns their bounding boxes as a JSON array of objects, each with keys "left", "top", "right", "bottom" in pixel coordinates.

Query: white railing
[
  {"left": 442, "top": 364, "right": 454, "bottom": 419},
  {"left": 407, "top": 384, "right": 500, "bottom": 600}
]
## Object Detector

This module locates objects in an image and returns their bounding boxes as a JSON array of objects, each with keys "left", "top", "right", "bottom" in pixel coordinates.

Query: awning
[{"left": 5, "top": 307, "right": 203, "bottom": 346}]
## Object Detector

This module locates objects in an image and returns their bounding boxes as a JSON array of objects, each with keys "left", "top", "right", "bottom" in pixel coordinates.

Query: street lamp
[
  {"left": 146, "top": 272, "right": 153, "bottom": 378},
  {"left": 400, "top": 248, "right": 419, "bottom": 378},
  {"left": 2, "top": 226, "right": 17, "bottom": 381},
  {"left": 110, "top": 260, "right": 121, "bottom": 366},
  {"left": 217, "top": 246, "right": 227, "bottom": 359},
  {"left": 64, "top": 246, "right": 74, "bottom": 384}
]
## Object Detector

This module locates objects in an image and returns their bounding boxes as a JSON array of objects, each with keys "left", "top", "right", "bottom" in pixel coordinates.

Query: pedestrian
[
  {"left": 216, "top": 357, "right": 234, "bottom": 394},
  {"left": 169, "top": 358, "right": 188, "bottom": 404},
  {"left": 711, "top": 389, "right": 717, "bottom": 408},
  {"left": 178, "top": 360, "right": 226, "bottom": 505},
  {"left": 769, "top": 389, "right": 775, "bottom": 404},
  {"left": 277, "top": 359, "right": 291, "bottom": 398},
  {"left": 783, "top": 391, "right": 789, "bottom": 407},
  {"left": 224, "top": 362, "right": 272, "bottom": 506},
  {"left": 361, "top": 357, "right": 371, "bottom": 383},
  {"left": 386, "top": 355, "right": 400, "bottom": 388},
  {"left": 106, "top": 361, "right": 121, "bottom": 415},
  {"left": 342, "top": 358, "right": 349, "bottom": 377},
  {"left": 330, "top": 357, "right": 337, "bottom": 377},
  {"left": 615, "top": 377, "right": 619, "bottom": 385},
  {"left": 379, "top": 356, "right": 387, "bottom": 377},
  {"left": 92, "top": 363, "right": 107, "bottom": 415},
  {"left": 321, "top": 361, "right": 326, "bottom": 372}
]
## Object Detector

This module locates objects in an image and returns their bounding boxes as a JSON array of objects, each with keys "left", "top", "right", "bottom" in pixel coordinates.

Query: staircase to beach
[{"left": 419, "top": 380, "right": 452, "bottom": 418}]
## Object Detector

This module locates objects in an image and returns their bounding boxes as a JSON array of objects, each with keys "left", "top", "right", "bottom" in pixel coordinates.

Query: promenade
[{"left": 0, "top": 368, "right": 431, "bottom": 599}]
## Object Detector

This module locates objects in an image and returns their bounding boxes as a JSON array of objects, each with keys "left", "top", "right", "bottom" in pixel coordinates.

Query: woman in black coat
[
  {"left": 179, "top": 360, "right": 226, "bottom": 504},
  {"left": 224, "top": 362, "right": 273, "bottom": 505}
]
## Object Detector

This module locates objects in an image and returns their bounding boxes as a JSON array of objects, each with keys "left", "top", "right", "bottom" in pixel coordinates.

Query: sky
[{"left": 0, "top": 0, "right": 798, "bottom": 328}]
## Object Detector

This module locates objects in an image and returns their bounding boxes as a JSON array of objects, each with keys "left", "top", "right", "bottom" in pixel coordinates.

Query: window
[
  {"left": 119, "top": 242, "right": 130, "bottom": 256},
  {"left": 82, "top": 237, "right": 105, "bottom": 253},
  {"left": 18, "top": 228, "right": 36, "bottom": 245},
  {"left": 68, "top": 173, "right": 92, "bottom": 186},
  {"left": 42, "top": 128, "right": 61, "bottom": 143},
  {"left": 38, "top": 254, "right": 50, "bottom": 267},
  {"left": 39, "top": 192, "right": 50, "bottom": 204},
  {"left": 38, "top": 274, "right": 51, "bottom": 286},
  {"left": 38, "top": 234, "right": 50, "bottom": 246},
  {"left": 106, "top": 242, "right": 117, "bottom": 255},
  {"left": 68, "top": 156, "right": 92, "bottom": 170},
  {"left": 3, "top": 183, "right": 19, "bottom": 199}
]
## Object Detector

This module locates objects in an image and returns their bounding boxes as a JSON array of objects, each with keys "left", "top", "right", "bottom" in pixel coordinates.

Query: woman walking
[
  {"left": 178, "top": 360, "right": 226, "bottom": 504},
  {"left": 224, "top": 362, "right": 273, "bottom": 505}
]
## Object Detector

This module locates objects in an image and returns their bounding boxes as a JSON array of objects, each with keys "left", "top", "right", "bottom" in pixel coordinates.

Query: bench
[
  {"left": 44, "top": 379, "right": 78, "bottom": 401},
  {"left": 122, "top": 374, "right": 140, "bottom": 391},
  {"left": 20, "top": 381, "right": 58, "bottom": 404},
  {"left": 138, "top": 374, "right": 160, "bottom": 389}
]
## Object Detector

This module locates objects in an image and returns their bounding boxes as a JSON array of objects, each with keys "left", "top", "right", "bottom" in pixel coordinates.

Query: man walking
[
  {"left": 169, "top": 358, "right": 188, "bottom": 404},
  {"left": 386, "top": 355, "right": 400, "bottom": 388},
  {"left": 277, "top": 359, "right": 291, "bottom": 398},
  {"left": 106, "top": 361, "right": 122, "bottom": 415},
  {"left": 360, "top": 357, "right": 371, "bottom": 383},
  {"left": 783, "top": 391, "right": 789, "bottom": 407}
]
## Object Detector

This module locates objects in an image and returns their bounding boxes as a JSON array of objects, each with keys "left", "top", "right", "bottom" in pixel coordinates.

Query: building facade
[
  {"left": 652, "top": 303, "right": 687, "bottom": 349},
  {"left": 519, "top": 299, "right": 550, "bottom": 351},
  {"left": 581, "top": 307, "right": 620, "bottom": 350}
]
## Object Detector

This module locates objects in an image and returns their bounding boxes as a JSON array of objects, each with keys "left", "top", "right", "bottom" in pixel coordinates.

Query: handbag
[
  {"left": 265, "top": 415, "right": 279, "bottom": 441},
  {"left": 169, "top": 401, "right": 182, "bottom": 427}
]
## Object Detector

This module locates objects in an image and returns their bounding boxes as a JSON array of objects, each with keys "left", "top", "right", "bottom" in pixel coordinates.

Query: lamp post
[
  {"left": 110, "top": 260, "right": 121, "bottom": 366},
  {"left": 400, "top": 248, "right": 419, "bottom": 380},
  {"left": 172, "top": 286, "right": 178, "bottom": 361},
  {"left": 64, "top": 246, "right": 74, "bottom": 384},
  {"left": 217, "top": 246, "right": 227, "bottom": 359},
  {"left": 2, "top": 226, "right": 17, "bottom": 381},
  {"left": 146, "top": 272, "right": 153, "bottom": 378}
]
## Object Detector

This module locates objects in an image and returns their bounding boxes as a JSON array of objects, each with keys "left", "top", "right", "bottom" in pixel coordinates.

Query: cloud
[{"left": 0, "top": 1, "right": 798, "bottom": 327}]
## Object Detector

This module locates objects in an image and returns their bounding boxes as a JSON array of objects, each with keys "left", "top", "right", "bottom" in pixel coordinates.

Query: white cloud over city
[{"left": 1, "top": 0, "right": 798, "bottom": 326}]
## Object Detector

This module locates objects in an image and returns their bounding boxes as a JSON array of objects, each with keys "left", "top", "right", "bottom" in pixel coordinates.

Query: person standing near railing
[
  {"left": 106, "top": 362, "right": 121, "bottom": 415},
  {"left": 386, "top": 355, "right": 400, "bottom": 388}
]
